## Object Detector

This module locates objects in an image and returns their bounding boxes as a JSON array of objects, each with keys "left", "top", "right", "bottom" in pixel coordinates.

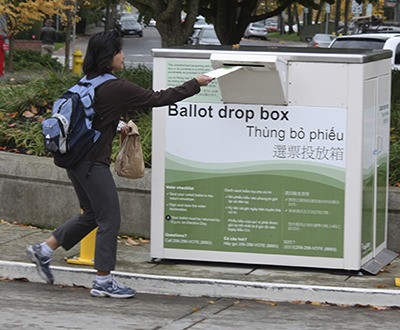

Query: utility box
[{"left": 150, "top": 46, "right": 397, "bottom": 273}]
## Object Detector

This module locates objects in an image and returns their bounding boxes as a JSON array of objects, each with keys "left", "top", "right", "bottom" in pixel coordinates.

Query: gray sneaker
[
  {"left": 90, "top": 278, "right": 136, "bottom": 298},
  {"left": 26, "top": 244, "right": 54, "bottom": 284}
]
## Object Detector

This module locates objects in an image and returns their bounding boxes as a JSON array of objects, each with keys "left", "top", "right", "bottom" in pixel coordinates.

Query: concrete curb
[{"left": 2, "top": 260, "right": 400, "bottom": 307}]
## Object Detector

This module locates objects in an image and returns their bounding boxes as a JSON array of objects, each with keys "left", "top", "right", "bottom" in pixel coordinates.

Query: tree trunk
[
  {"left": 344, "top": 0, "right": 350, "bottom": 35},
  {"left": 287, "top": 5, "right": 294, "bottom": 34},
  {"left": 213, "top": 0, "right": 258, "bottom": 45},
  {"left": 315, "top": 1, "right": 324, "bottom": 25},
  {"left": 65, "top": 10, "right": 72, "bottom": 71},
  {"left": 279, "top": 14, "right": 285, "bottom": 35},
  {"left": 294, "top": 4, "right": 300, "bottom": 36},
  {"left": 334, "top": 0, "right": 341, "bottom": 34},
  {"left": 156, "top": 10, "right": 190, "bottom": 47},
  {"left": 133, "top": 0, "right": 199, "bottom": 47},
  {"left": 307, "top": 9, "right": 313, "bottom": 27}
]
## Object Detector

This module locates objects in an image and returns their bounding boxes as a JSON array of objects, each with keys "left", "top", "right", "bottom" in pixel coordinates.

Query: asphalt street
[
  {"left": 2, "top": 280, "right": 400, "bottom": 330},
  {"left": 55, "top": 25, "right": 308, "bottom": 69}
]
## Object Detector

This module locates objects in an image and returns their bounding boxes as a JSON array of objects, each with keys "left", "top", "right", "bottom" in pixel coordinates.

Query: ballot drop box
[{"left": 150, "top": 46, "right": 396, "bottom": 273}]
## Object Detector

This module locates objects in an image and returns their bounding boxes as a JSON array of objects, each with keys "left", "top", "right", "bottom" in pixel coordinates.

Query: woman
[{"left": 27, "top": 30, "right": 213, "bottom": 298}]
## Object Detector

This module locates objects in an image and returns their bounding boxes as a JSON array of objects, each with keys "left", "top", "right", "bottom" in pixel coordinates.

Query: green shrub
[
  {"left": 0, "top": 67, "right": 153, "bottom": 165},
  {"left": 15, "top": 21, "right": 42, "bottom": 40},
  {"left": 2, "top": 65, "right": 400, "bottom": 184},
  {"left": 0, "top": 71, "right": 80, "bottom": 114},
  {"left": 6, "top": 49, "right": 63, "bottom": 72},
  {"left": 118, "top": 64, "right": 152, "bottom": 89}
]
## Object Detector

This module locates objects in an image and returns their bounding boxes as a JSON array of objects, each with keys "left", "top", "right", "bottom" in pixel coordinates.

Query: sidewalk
[{"left": 1, "top": 220, "right": 400, "bottom": 307}]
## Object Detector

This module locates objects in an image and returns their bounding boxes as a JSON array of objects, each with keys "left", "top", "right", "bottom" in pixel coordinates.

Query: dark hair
[{"left": 82, "top": 30, "right": 123, "bottom": 75}]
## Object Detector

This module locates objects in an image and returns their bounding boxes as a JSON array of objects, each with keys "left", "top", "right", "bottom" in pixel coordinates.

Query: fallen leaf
[
  {"left": 256, "top": 300, "right": 277, "bottom": 306},
  {"left": 376, "top": 284, "right": 387, "bottom": 289},
  {"left": 291, "top": 300, "right": 306, "bottom": 305},
  {"left": 138, "top": 237, "right": 150, "bottom": 244},
  {"left": 192, "top": 307, "right": 200, "bottom": 312},
  {"left": 30, "top": 105, "right": 38, "bottom": 114},
  {"left": 0, "top": 276, "right": 11, "bottom": 281},
  {"left": 370, "top": 305, "right": 391, "bottom": 310},
  {"left": 22, "top": 110, "right": 35, "bottom": 118},
  {"left": 126, "top": 237, "right": 140, "bottom": 246}
]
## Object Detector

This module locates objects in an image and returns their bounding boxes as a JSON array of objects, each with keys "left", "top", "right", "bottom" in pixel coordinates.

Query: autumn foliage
[{"left": 0, "top": 0, "right": 74, "bottom": 38}]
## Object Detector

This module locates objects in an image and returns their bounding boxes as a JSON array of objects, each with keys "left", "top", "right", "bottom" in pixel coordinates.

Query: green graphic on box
[{"left": 164, "top": 156, "right": 345, "bottom": 258}]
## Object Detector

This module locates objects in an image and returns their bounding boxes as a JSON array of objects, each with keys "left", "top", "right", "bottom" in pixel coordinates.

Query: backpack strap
[
  {"left": 79, "top": 73, "right": 117, "bottom": 88},
  {"left": 77, "top": 74, "right": 116, "bottom": 178},
  {"left": 69, "top": 74, "right": 116, "bottom": 98},
  {"left": 69, "top": 74, "right": 117, "bottom": 118}
]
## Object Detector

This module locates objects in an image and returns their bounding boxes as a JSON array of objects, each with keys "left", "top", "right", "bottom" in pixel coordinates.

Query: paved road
[
  {"left": 2, "top": 280, "right": 400, "bottom": 329},
  {"left": 121, "top": 26, "right": 162, "bottom": 67},
  {"left": 67, "top": 26, "right": 307, "bottom": 69}
]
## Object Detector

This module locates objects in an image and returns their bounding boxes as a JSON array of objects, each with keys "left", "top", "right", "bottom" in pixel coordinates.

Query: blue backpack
[{"left": 42, "top": 74, "right": 116, "bottom": 169}]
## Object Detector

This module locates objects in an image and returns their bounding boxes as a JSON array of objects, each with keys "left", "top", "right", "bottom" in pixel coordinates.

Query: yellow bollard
[
  {"left": 72, "top": 48, "right": 84, "bottom": 75},
  {"left": 395, "top": 278, "right": 400, "bottom": 287},
  {"left": 66, "top": 227, "right": 97, "bottom": 266}
]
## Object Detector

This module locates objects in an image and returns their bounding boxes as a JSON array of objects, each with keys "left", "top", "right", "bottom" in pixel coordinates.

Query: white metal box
[{"left": 150, "top": 46, "right": 394, "bottom": 272}]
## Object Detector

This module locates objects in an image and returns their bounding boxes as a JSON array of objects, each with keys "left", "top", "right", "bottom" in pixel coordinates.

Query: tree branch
[{"left": 251, "top": 0, "right": 296, "bottom": 22}]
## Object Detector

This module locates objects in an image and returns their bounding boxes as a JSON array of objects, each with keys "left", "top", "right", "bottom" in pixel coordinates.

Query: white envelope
[{"left": 204, "top": 66, "right": 243, "bottom": 78}]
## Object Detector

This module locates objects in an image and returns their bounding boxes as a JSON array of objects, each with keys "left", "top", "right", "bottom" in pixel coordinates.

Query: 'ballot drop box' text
[{"left": 150, "top": 46, "right": 396, "bottom": 273}]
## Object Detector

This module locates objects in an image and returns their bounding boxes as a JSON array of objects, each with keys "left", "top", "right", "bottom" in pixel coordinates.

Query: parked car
[
  {"left": 117, "top": 17, "right": 143, "bottom": 37},
  {"left": 329, "top": 33, "right": 400, "bottom": 70},
  {"left": 191, "top": 25, "right": 220, "bottom": 45},
  {"left": 147, "top": 19, "right": 156, "bottom": 27},
  {"left": 308, "top": 34, "right": 336, "bottom": 48},
  {"left": 244, "top": 21, "right": 268, "bottom": 40},
  {"left": 194, "top": 15, "right": 208, "bottom": 29},
  {"left": 266, "top": 21, "right": 278, "bottom": 32}
]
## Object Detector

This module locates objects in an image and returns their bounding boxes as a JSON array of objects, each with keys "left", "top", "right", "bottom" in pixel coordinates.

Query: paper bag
[{"left": 115, "top": 120, "right": 145, "bottom": 179}]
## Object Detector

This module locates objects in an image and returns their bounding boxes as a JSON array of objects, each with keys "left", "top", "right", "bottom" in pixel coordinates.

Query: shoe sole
[
  {"left": 90, "top": 288, "right": 135, "bottom": 299},
  {"left": 26, "top": 245, "right": 54, "bottom": 284}
]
